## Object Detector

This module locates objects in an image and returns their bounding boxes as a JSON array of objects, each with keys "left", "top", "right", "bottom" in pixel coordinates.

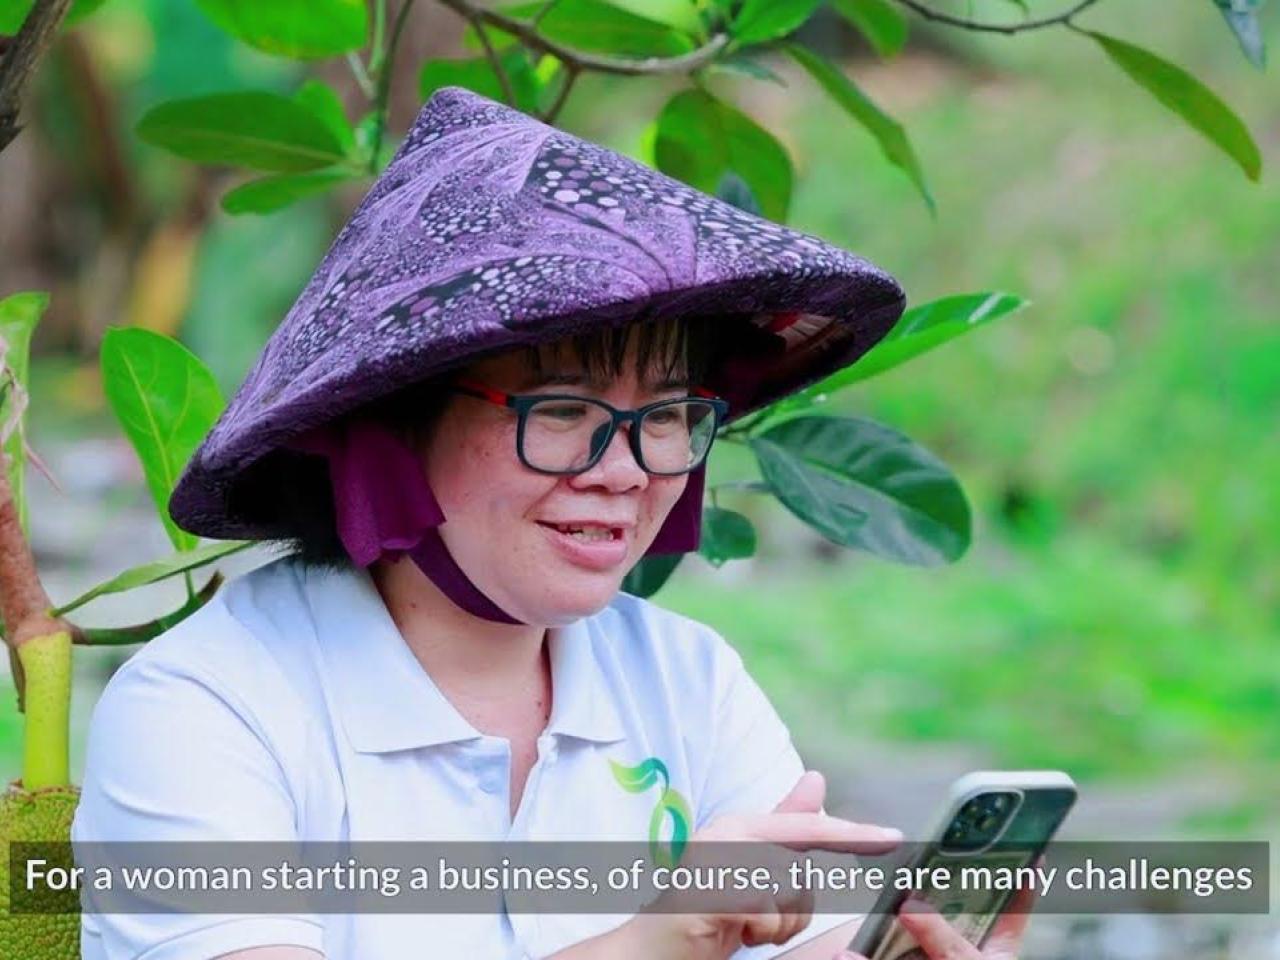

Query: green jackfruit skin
[{"left": 0, "top": 780, "right": 81, "bottom": 959}]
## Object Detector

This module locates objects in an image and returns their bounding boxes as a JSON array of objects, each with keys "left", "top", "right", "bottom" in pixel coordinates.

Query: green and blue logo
[{"left": 610, "top": 757, "right": 691, "bottom": 868}]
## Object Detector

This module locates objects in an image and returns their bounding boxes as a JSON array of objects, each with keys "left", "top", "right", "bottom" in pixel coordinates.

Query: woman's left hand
[{"left": 838, "top": 877, "right": 1037, "bottom": 960}]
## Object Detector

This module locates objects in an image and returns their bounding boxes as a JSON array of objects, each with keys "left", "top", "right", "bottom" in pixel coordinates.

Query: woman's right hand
[{"left": 553, "top": 771, "right": 902, "bottom": 960}]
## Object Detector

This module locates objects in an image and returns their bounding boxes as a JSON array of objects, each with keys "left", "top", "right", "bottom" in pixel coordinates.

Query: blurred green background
[{"left": 1, "top": 0, "right": 1277, "bottom": 854}]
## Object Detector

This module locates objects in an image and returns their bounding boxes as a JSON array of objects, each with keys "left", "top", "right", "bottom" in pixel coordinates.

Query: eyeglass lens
[{"left": 522, "top": 398, "right": 717, "bottom": 474}]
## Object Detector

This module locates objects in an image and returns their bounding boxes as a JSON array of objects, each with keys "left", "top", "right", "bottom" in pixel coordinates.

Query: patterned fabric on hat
[{"left": 170, "top": 85, "right": 905, "bottom": 541}]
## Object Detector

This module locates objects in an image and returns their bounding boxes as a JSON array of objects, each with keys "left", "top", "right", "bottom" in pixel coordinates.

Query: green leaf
[
  {"left": 52, "top": 541, "right": 250, "bottom": 617},
  {"left": 699, "top": 506, "right": 757, "bottom": 567},
  {"left": 193, "top": 0, "right": 367, "bottom": 59},
  {"left": 786, "top": 43, "right": 934, "bottom": 214},
  {"left": 1085, "top": 30, "right": 1262, "bottom": 182},
  {"left": 474, "top": 0, "right": 697, "bottom": 57},
  {"left": 728, "top": 0, "right": 823, "bottom": 48},
  {"left": 0, "top": 0, "right": 107, "bottom": 33},
  {"left": 706, "top": 53, "right": 788, "bottom": 85},
  {"left": 597, "top": 0, "right": 703, "bottom": 36},
  {"left": 1211, "top": 0, "right": 1267, "bottom": 69},
  {"left": 621, "top": 553, "right": 683, "bottom": 598},
  {"left": 0, "top": 291, "right": 46, "bottom": 535},
  {"left": 715, "top": 170, "right": 762, "bottom": 214},
  {"left": 830, "top": 0, "right": 908, "bottom": 58},
  {"left": 293, "top": 80, "right": 356, "bottom": 155},
  {"left": 767, "top": 292, "right": 1027, "bottom": 424},
  {"left": 221, "top": 168, "right": 357, "bottom": 215},
  {"left": 654, "top": 88, "right": 793, "bottom": 220},
  {"left": 420, "top": 50, "right": 541, "bottom": 114},
  {"left": 851, "top": 292, "right": 1027, "bottom": 383},
  {"left": 100, "top": 328, "right": 225, "bottom": 552},
  {"left": 749, "top": 416, "right": 970, "bottom": 565},
  {"left": 137, "top": 92, "right": 348, "bottom": 172}
]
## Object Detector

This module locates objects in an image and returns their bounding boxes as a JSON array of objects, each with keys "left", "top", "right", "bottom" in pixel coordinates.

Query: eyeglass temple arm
[{"left": 451, "top": 379, "right": 510, "bottom": 406}]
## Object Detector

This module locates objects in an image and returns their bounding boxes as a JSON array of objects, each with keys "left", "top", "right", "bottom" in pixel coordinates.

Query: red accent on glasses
[{"left": 453, "top": 378, "right": 510, "bottom": 405}]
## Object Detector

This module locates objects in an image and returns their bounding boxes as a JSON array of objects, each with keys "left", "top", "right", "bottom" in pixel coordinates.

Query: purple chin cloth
[{"left": 286, "top": 419, "right": 703, "bottom": 625}]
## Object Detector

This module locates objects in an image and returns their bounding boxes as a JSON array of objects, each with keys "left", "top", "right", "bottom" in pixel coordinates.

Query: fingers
[
  {"left": 718, "top": 811, "right": 903, "bottom": 854},
  {"left": 739, "top": 882, "right": 814, "bottom": 948},
  {"left": 896, "top": 898, "right": 980, "bottom": 960},
  {"left": 982, "top": 857, "right": 1042, "bottom": 957},
  {"left": 774, "top": 770, "right": 827, "bottom": 814}
]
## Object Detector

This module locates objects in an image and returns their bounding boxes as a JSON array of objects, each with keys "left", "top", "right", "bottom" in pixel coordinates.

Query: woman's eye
[{"left": 533, "top": 402, "right": 588, "bottom": 421}]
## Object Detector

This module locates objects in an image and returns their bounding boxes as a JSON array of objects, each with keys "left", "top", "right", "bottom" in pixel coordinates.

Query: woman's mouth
[
  {"left": 540, "top": 522, "right": 620, "bottom": 542},
  {"left": 536, "top": 521, "right": 629, "bottom": 570}
]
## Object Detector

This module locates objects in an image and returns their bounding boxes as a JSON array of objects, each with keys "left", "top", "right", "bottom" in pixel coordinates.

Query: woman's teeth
[{"left": 557, "top": 525, "right": 614, "bottom": 542}]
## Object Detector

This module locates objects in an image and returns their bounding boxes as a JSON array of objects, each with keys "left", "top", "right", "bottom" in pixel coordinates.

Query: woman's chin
[{"left": 511, "top": 577, "right": 626, "bottom": 626}]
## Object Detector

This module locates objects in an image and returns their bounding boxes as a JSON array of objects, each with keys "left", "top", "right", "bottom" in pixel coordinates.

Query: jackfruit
[{"left": 0, "top": 779, "right": 81, "bottom": 958}]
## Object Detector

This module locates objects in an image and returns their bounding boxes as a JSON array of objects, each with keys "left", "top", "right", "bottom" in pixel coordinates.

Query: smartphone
[{"left": 847, "top": 770, "right": 1077, "bottom": 960}]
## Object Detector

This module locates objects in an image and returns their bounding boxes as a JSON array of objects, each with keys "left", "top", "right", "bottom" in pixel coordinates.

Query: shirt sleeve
[
  {"left": 71, "top": 653, "right": 324, "bottom": 960},
  {"left": 696, "top": 639, "right": 859, "bottom": 960}
]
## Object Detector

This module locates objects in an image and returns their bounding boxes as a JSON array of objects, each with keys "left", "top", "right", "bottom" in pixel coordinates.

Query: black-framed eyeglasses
[{"left": 450, "top": 377, "right": 729, "bottom": 477}]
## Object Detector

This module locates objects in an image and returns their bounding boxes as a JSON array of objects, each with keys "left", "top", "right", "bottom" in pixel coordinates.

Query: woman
[{"left": 72, "top": 87, "right": 1032, "bottom": 960}]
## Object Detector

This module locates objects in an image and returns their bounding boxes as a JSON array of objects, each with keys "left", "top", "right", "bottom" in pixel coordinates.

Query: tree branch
[
  {"left": 890, "top": 0, "right": 1103, "bottom": 35},
  {"left": 70, "top": 574, "right": 223, "bottom": 646},
  {"left": 470, "top": 14, "right": 516, "bottom": 106},
  {"left": 369, "top": 0, "right": 418, "bottom": 172},
  {"left": 543, "top": 62, "right": 579, "bottom": 124},
  {"left": 0, "top": 0, "right": 75, "bottom": 153},
  {"left": 433, "top": 0, "right": 729, "bottom": 76}
]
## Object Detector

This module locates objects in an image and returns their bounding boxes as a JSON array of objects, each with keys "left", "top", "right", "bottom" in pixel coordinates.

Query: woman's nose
[{"left": 573, "top": 421, "right": 647, "bottom": 491}]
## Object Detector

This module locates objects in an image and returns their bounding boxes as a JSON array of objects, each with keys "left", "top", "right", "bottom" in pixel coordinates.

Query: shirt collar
[{"left": 303, "top": 563, "right": 624, "bottom": 754}]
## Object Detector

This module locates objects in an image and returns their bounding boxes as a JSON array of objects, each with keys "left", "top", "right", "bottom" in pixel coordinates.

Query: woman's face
[{"left": 417, "top": 333, "right": 691, "bottom": 626}]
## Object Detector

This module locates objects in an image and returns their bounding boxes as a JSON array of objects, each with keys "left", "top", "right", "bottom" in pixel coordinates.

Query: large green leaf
[
  {"left": 765, "top": 292, "right": 1028, "bottom": 424},
  {"left": 654, "top": 88, "right": 792, "bottom": 221},
  {"left": 830, "top": 0, "right": 908, "bottom": 58},
  {"left": 53, "top": 541, "right": 250, "bottom": 617},
  {"left": 221, "top": 168, "right": 358, "bottom": 215},
  {"left": 474, "top": 0, "right": 697, "bottom": 57},
  {"left": 137, "top": 92, "right": 348, "bottom": 172},
  {"left": 1085, "top": 31, "right": 1262, "bottom": 182},
  {"left": 786, "top": 43, "right": 934, "bottom": 214},
  {"left": 0, "top": 0, "right": 108, "bottom": 33},
  {"left": 1212, "top": 0, "right": 1267, "bottom": 69},
  {"left": 749, "top": 416, "right": 970, "bottom": 565},
  {"left": 597, "top": 0, "right": 703, "bottom": 36},
  {"left": 293, "top": 80, "right": 356, "bottom": 156},
  {"left": 728, "top": 0, "right": 823, "bottom": 48},
  {"left": 715, "top": 170, "right": 762, "bottom": 214},
  {"left": 193, "top": 0, "right": 367, "bottom": 59},
  {"left": 699, "top": 506, "right": 757, "bottom": 567},
  {"left": 621, "top": 553, "right": 683, "bottom": 598},
  {"left": 420, "top": 50, "right": 541, "bottom": 114},
  {"left": 0, "top": 291, "right": 46, "bottom": 534},
  {"left": 100, "top": 329, "right": 225, "bottom": 552}
]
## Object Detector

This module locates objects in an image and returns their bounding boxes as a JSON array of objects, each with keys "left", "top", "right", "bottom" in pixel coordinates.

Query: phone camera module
[{"left": 941, "top": 791, "right": 1019, "bottom": 853}]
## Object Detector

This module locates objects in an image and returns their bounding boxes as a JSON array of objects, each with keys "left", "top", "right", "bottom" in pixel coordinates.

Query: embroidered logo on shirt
[{"left": 609, "top": 757, "right": 691, "bottom": 868}]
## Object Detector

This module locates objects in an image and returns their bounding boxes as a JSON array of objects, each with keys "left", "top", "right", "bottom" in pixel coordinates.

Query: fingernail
[
  {"left": 877, "top": 827, "right": 904, "bottom": 842},
  {"left": 900, "top": 896, "right": 931, "bottom": 915}
]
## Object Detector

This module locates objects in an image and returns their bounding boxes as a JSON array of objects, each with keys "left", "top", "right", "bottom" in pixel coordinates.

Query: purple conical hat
[{"left": 169, "top": 85, "right": 906, "bottom": 544}]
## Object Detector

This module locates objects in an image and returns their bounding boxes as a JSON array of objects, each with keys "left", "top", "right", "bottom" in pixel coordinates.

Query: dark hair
[{"left": 250, "top": 315, "right": 721, "bottom": 571}]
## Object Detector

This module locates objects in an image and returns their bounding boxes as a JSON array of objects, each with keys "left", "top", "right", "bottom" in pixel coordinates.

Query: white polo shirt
[{"left": 72, "top": 554, "right": 842, "bottom": 959}]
